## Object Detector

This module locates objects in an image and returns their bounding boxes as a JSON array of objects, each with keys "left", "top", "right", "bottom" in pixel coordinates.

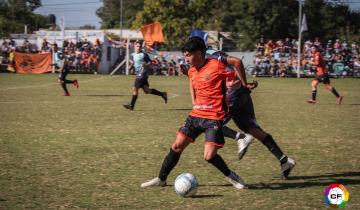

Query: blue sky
[
  {"left": 34, "top": 0, "right": 360, "bottom": 29},
  {"left": 34, "top": 0, "right": 103, "bottom": 28}
]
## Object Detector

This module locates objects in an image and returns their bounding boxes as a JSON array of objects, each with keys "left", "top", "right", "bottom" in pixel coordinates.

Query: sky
[
  {"left": 34, "top": 0, "right": 103, "bottom": 29},
  {"left": 34, "top": 0, "right": 360, "bottom": 29}
]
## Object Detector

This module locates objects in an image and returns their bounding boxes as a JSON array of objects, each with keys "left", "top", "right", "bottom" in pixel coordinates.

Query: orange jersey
[
  {"left": 313, "top": 52, "right": 327, "bottom": 76},
  {"left": 188, "top": 59, "right": 229, "bottom": 120}
]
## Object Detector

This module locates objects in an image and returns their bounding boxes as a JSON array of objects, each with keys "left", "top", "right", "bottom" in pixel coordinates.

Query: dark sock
[
  {"left": 206, "top": 154, "right": 231, "bottom": 176},
  {"left": 312, "top": 90, "right": 317, "bottom": 100},
  {"left": 150, "top": 88, "right": 164, "bottom": 97},
  {"left": 261, "top": 135, "right": 287, "bottom": 164},
  {"left": 64, "top": 80, "right": 74, "bottom": 84},
  {"left": 158, "top": 148, "right": 181, "bottom": 181},
  {"left": 331, "top": 87, "right": 340, "bottom": 97},
  {"left": 130, "top": 95, "right": 138, "bottom": 107},
  {"left": 61, "top": 83, "right": 69, "bottom": 94},
  {"left": 222, "top": 126, "right": 244, "bottom": 140}
]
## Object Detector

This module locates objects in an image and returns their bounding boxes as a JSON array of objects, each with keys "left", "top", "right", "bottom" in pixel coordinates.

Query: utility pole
[{"left": 297, "top": 0, "right": 303, "bottom": 78}]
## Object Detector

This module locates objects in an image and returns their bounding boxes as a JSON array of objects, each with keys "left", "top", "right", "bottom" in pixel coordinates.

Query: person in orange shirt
[
  {"left": 141, "top": 37, "right": 246, "bottom": 189},
  {"left": 307, "top": 46, "right": 343, "bottom": 104}
]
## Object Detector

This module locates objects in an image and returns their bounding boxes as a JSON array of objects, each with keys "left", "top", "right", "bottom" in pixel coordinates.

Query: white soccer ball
[{"left": 174, "top": 173, "right": 198, "bottom": 197}]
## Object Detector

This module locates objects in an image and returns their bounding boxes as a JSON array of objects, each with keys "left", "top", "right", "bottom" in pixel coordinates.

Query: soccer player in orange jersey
[
  {"left": 141, "top": 37, "right": 247, "bottom": 189},
  {"left": 307, "top": 46, "right": 343, "bottom": 104}
]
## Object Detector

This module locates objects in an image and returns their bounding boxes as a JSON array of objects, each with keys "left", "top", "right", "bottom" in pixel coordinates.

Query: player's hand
[{"left": 246, "top": 80, "right": 258, "bottom": 89}]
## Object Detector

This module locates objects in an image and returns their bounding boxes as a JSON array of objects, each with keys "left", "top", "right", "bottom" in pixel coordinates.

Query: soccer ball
[
  {"left": 174, "top": 173, "right": 198, "bottom": 197},
  {"left": 328, "top": 187, "right": 345, "bottom": 205}
]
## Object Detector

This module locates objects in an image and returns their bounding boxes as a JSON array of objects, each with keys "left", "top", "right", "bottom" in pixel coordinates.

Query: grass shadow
[
  {"left": 191, "top": 194, "right": 223, "bottom": 198},
  {"left": 248, "top": 171, "right": 360, "bottom": 190},
  {"left": 80, "top": 94, "right": 130, "bottom": 97}
]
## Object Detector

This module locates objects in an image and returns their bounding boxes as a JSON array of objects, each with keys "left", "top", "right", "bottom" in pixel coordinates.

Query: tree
[
  {"left": 0, "top": 0, "right": 47, "bottom": 36},
  {"left": 96, "top": 0, "right": 143, "bottom": 29}
]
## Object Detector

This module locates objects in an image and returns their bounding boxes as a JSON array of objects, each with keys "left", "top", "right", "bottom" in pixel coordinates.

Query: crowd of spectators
[
  {"left": 253, "top": 38, "right": 360, "bottom": 77},
  {"left": 45, "top": 38, "right": 103, "bottom": 74}
]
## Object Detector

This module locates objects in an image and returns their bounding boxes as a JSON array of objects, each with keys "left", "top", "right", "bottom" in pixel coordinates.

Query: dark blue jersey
[{"left": 206, "top": 49, "right": 250, "bottom": 99}]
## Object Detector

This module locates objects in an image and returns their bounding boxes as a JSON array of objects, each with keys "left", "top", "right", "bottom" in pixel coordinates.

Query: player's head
[
  {"left": 182, "top": 37, "right": 206, "bottom": 68},
  {"left": 311, "top": 45, "right": 318, "bottom": 53},
  {"left": 134, "top": 40, "right": 142, "bottom": 53}
]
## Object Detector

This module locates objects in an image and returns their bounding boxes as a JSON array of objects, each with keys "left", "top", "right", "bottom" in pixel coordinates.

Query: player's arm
[
  {"left": 143, "top": 53, "right": 152, "bottom": 68},
  {"left": 189, "top": 79, "right": 195, "bottom": 105},
  {"left": 226, "top": 56, "right": 257, "bottom": 89}
]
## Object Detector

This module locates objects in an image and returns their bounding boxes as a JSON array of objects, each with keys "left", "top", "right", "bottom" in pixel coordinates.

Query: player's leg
[
  {"left": 123, "top": 80, "right": 139, "bottom": 110},
  {"left": 58, "top": 78, "right": 70, "bottom": 96},
  {"left": 203, "top": 120, "right": 245, "bottom": 189},
  {"left": 324, "top": 80, "right": 343, "bottom": 104},
  {"left": 142, "top": 84, "right": 168, "bottom": 103},
  {"left": 307, "top": 79, "right": 319, "bottom": 104},
  {"left": 141, "top": 116, "right": 199, "bottom": 188},
  {"left": 247, "top": 127, "right": 296, "bottom": 179},
  {"left": 227, "top": 94, "right": 256, "bottom": 159}
]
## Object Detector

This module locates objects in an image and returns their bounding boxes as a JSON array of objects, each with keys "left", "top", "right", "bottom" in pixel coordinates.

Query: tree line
[
  {"left": 97, "top": 0, "right": 360, "bottom": 50},
  {"left": 0, "top": 0, "right": 47, "bottom": 37}
]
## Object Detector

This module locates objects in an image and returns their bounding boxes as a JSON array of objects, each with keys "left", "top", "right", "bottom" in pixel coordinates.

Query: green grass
[{"left": 0, "top": 74, "right": 359, "bottom": 209}]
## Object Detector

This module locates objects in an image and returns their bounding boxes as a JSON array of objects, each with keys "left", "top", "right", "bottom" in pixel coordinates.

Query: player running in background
[
  {"left": 207, "top": 49, "right": 296, "bottom": 179},
  {"left": 57, "top": 53, "right": 78, "bottom": 96},
  {"left": 141, "top": 37, "right": 246, "bottom": 189},
  {"left": 307, "top": 45, "right": 343, "bottom": 104},
  {"left": 123, "top": 40, "right": 167, "bottom": 110}
]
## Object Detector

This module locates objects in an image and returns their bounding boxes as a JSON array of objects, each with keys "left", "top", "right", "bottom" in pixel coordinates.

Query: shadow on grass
[
  {"left": 191, "top": 194, "right": 223, "bottom": 198},
  {"left": 248, "top": 171, "right": 360, "bottom": 190},
  {"left": 287, "top": 171, "right": 360, "bottom": 180},
  {"left": 80, "top": 94, "right": 130, "bottom": 97},
  {"left": 167, "top": 108, "right": 192, "bottom": 111},
  {"left": 0, "top": 197, "right": 6, "bottom": 201}
]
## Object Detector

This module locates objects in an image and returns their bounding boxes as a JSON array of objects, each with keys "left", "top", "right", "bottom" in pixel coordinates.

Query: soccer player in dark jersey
[
  {"left": 307, "top": 46, "right": 343, "bottom": 104},
  {"left": 123, "top": 40, "right": 167, "bottom": 110},
  {"left": 141, "top": 37, "right": 246, "bottom": 189},
  {"left": 58, "top": 54, "right": 78, "bottom": 96},
  {"left": 207, "top": 49, "right": 296, "bottom": 179}
]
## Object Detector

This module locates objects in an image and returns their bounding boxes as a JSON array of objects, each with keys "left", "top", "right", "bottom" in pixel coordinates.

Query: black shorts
[
  {"left": 314, "top": 74, "right": 330, "bottom": 84},
  {"left": 227, "top": 93, "right": 260, "bottom": 132},
  {"left": 134, "top": 77, "right": 149, "bottom": 89},
  {"left": 178, "top": 115, "right": 225, "bottom": 148}
]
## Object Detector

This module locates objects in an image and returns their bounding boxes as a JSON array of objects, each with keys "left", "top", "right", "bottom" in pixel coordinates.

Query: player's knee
[
  {"left": 204, "top": 151, "right": 217, "bottom": 161},
  {"left": 171, "top": 144, "right": 183, "bottom": 153}
]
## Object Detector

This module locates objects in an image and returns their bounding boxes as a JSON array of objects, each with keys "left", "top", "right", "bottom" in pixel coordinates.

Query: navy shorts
[
  {"left": 314, "top": 74, "right": 330, "bottom": 84},
  {"left": 134, "top": 77, "right": 149, "bottom": 89},
  {"left": 227, "top": 93, "right": 260, "bottom": 132},
  {"left": 178, "top": 115, "right": 225, "bottom": 148}
]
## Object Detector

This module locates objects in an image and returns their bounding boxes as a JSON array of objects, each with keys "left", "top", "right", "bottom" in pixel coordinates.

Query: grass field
[{"left": 0, "top": 73, "right": 359, "bottom": 209}]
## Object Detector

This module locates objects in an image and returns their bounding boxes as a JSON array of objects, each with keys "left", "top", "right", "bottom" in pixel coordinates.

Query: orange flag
[
  {"left": 140, "top": 22, "right": 165, "bottom": 47},
  {"left": 14, "top": 52, "right": 52, "bottom": 74}
]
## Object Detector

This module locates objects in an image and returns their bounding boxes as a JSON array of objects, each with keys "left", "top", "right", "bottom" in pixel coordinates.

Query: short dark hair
[
  {"left": 135, "top": 40, "right": 142, "bottom": 45},
  {"left": 182, "top": 37, "right": 206, "bottom": 56}
]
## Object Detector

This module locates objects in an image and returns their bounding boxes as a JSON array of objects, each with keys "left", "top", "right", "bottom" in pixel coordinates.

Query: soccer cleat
[
  {"left": 162, "top": 92, "right": 168, "bottom": 104},
  {"left": 281, "top": 157, "right": 296, "bottom": 179},
  {"left": 123, "top": 104, "right": 134, "bottom": 111},
  {"left": 141, "top": 177, "right": 166, "bottom": 188},
  {"left": 336, "top": 96, "right": 343, "bottom": 105},
  {"left": 73, "top": 80, "right": 79, "bottom": 89},
  {"left": 63, "top": 93, "right": 70, "bottom": 96},
  {"left": 225, "top": 171, "right": 246, "bottom": 189},
  {"left": 307, "top": 99, "right": 316, "bottom": 104},
  {"left": 237, "top": 133, "right": 254, "bottom": 160}
]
